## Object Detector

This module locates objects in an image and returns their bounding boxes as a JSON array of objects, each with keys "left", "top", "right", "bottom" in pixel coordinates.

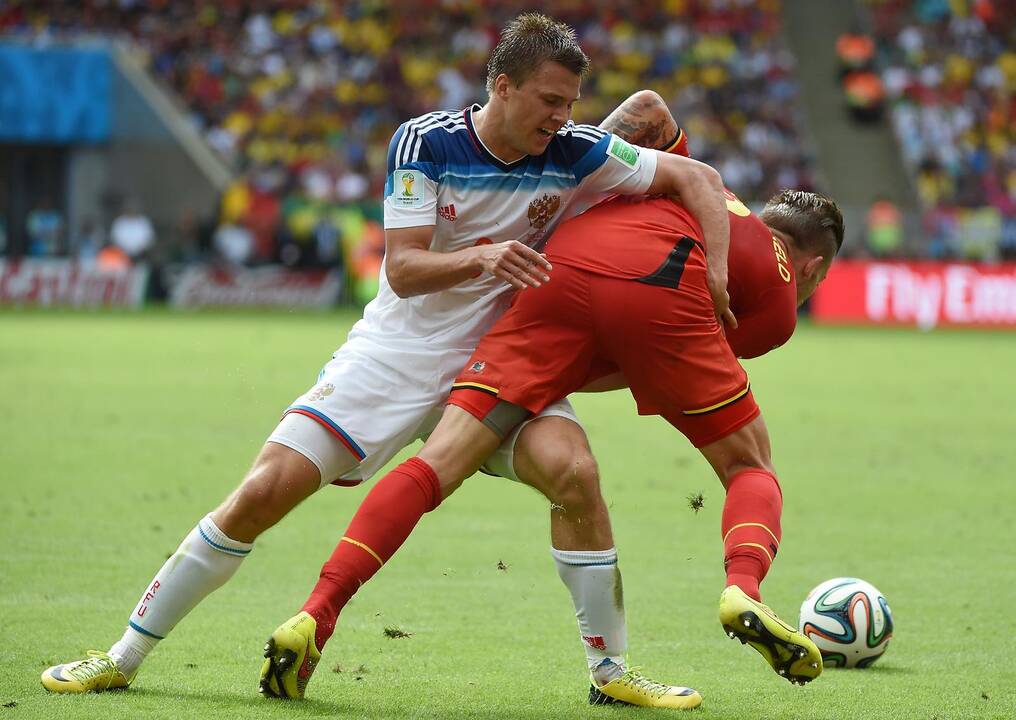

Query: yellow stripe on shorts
[
  {"left": 683, "top": 384, "right": 750, "bottom": 415},
  {"left": 452, "top": 381, "right": 499, "bottom": 395}
]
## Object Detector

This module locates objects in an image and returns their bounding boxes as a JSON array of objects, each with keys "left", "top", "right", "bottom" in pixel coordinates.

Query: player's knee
[
  {"left": 539, "top": 449, "right": 604, "bottom": 517},
  {"left": 714, "top": 440, "right": 775, "bottom": 486},
  {"left": 218, "top": 447, "right": 319, "bottom": 539},
  {"left": 733, "top": 424, "right": 775, "bottom": 478},
  {"left": 702, "top": 416, "right": 776, "bottom": 487},
  {"left": 722, "top": 457, "right": 777, "bottom": 485},
  {"left": 225, "top": 476, "right": 284, "bottom": 539}
]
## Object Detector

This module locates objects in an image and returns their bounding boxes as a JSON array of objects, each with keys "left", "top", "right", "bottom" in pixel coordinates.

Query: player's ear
[
  {"left": 803, "top": 256, "right": 825, "bottom": 280},
  {"left": 493, "top": 73, "right": 512, "bottom": 100}
]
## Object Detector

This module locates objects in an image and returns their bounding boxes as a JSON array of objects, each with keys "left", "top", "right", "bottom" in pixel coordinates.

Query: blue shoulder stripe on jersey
[
  {"left": 571, "top": 133, "right": 612, "bottom": 183},
  {"left": 397, "top": 111, "right": 462, "bottom": 168},
  {"left": 397, "top": 112, "right": 464, "bottom": 163},
  {"left": 385, "top": 123, "right": 408, "bottom": 198},
  {"left": 385, "top": 112, "right": 468, "bottom": 197},
  {"left": 567, "top": 123, "right": 608, "bottom": 142},
  {"left": 386, "top": 122, "right": 408, "bottom": 174},
  {"left": 386, "top": 110, "right": 622, "bottom": 196},
  {"left": 396, "top": 112, "right": 446, "bottom": 158},
  {"left": 438, "top": 168, "right": 577, "bottom": 192}
]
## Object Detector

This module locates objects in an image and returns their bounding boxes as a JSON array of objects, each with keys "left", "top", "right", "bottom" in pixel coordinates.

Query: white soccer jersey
[
  {"left": 278, "top": 105, "right": 658, "bottom": 482},
  {"left": 350, "top": 104, "right": 658, "bottom": 358}
]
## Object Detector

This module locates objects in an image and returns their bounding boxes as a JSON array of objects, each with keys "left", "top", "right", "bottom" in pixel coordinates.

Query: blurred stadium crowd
[
  {"left": 864, "top": 0, "right": 1016, "bottom": 258},
  {"left": 1, "top": 0, "right": 814, "bottom": 276},
  {"left": 1, "top": 0, "right": 1014, "bottom": 285}
]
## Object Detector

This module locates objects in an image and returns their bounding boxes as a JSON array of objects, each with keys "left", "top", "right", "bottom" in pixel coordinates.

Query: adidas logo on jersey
[{"left": 438, "top": 204, "right": 457, "bottom": 222}]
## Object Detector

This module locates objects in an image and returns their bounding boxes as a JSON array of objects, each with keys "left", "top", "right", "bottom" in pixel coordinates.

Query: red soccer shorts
[{"left": 451, "top": 245, "right": 759, "bottom": 448}]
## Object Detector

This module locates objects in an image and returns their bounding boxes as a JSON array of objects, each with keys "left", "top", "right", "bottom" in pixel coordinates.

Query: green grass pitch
[{"left": 1, "top": 309, "right": 1014, "bottom": 719}]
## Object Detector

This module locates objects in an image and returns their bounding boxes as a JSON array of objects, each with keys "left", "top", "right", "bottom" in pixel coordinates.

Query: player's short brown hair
[
  {"left": 485, "top": 13, "right": 589, "bottom": 94},
  {"left": 760, "top": 190, "right": 845, "bottom": 255}
]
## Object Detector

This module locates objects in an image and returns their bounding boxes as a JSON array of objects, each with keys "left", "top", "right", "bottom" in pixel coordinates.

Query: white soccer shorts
[{"left": 266, "top": 338, "right": 580, "bottom": 487}]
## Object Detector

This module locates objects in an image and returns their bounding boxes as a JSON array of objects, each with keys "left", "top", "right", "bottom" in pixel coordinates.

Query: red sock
[
  {"left": 302, "top": 457, "right": 442, "bottom": 650},
  {"left": 721, "top": 469, "right": 782, "bottom": 602}
]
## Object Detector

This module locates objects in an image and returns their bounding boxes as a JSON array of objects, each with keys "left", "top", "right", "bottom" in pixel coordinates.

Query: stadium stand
[
  {"left": 1, "top": 0, "right": 818, "bottom": 271},
  {"left": 864, "top": 0, "right": 1015, "bottom": 258}
]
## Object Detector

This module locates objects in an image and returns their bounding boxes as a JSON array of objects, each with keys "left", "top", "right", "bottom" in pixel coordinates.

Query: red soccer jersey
[{"left": 545, "top": 192, "right": 798, "bottom": 359}]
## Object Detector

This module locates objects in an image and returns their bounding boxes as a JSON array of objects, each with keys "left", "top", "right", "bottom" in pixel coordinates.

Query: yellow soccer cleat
[
  {"left": 589, "top": 668, "right": 703, "bottom": 710},
  {"left": 719, "top": 585, "right": 823, "bottom": 685},
  {"left": 259, "top": 611, "right": 321, "bottom": 699},
  {"left": 41, "top": 651, "right": 135, "bottom": 693}
]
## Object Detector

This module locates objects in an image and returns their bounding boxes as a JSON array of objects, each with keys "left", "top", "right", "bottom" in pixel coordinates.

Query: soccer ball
[{"left": 798, "top": 577, "right": 893, "bottom": 668}]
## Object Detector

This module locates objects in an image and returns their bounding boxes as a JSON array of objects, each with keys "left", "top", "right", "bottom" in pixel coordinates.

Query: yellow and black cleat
[
  {"left": 259, "top": 611, "right": 322, "bottom": 699},
  {"left": 589, "top": 667, "right": 703, "bottom": 710},
  {"left": 719, "top": 585, "right": 822, "bottom": 685},
  {"left": 41, "top": 651, "right": 135, "bottom": 694}
]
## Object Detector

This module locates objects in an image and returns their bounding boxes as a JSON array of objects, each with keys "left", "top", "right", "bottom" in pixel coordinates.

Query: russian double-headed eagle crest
[
  {"left": 527, "top": 194, "right": 561, "bottom": 229},
  {"left": 308, "top": 383, "right": 335, "bottom": 401}
]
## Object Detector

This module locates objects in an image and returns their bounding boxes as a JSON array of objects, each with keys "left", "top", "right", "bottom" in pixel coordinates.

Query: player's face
[{"left": 503, "top": 61, "right": 581, "bottom": 156}]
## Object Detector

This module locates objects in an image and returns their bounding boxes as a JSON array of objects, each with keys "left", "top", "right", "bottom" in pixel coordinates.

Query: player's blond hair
[{"left": 485, "top": 13, "right": 589, "bottom": 94}]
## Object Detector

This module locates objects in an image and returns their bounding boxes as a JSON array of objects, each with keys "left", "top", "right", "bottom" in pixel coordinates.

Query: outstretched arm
[
  {"left": 645, "top": 153, "right": 736, "bottom": 327},
  {"left": 601, "top": 92, "right": 732, "bottom": 322},
  {"left": 600, "top": 90, "right": 682, "bottom": 151}
]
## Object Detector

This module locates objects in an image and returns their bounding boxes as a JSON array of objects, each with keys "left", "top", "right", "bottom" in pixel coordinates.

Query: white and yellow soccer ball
[{"left": 798, "top": 577, "right": 894, "bottom": 668}]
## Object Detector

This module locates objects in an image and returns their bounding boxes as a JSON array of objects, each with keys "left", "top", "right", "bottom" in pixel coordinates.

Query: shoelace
[
  {"left": 757, "top": 602, "right": 796, "bottom": 632},
  {"left": 738, "top": 590, "right": 794, "bottom": 633},
  {"left": 618, "top": 667, "right": 672, "bottom": 697},
  {"left": 67, "top": 652, "right": 118, "bottom": 687}
]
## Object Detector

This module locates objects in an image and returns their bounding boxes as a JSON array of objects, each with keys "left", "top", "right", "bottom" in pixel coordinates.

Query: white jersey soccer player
[
  {"left": 270, "top": 105, "right": 657, "bottom": 485},
  {"left": 40, "top": 107, "right": 661, "bottom": 694}
]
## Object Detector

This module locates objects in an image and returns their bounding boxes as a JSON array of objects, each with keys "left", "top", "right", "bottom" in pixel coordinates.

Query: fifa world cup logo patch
[
  {"left": 401, "top": 172, "right": 415, "bottom": 197},
  {"left": 469, "top": 361, "right": 485, "bottom": 373},
  {"left": 308, "top": 383, "right": 335, "bottom": 401},
  {"left": 527, "top": 194, "right": 561, "bottom": 229},
  {"left": 393, "top": 169, "right": 424, "bottom": 208}
]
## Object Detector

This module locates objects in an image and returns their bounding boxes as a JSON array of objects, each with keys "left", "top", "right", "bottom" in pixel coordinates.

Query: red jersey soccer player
[
  {"left": 450, "top": 188, "right": 843, "bottom": 684},
  {"left": 307, "top": 187, "right": 844, "bottom": 687}
]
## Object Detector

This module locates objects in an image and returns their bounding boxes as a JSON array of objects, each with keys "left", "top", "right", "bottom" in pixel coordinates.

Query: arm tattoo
[{"left": 600, "top": 94, "right": 678, "bottom": 150}]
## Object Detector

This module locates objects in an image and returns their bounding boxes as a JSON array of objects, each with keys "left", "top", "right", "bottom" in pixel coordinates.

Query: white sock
[
  {"left": 551, "top": 547, "right": 627, "bottom": 684},
  {"left": 108, "top": 626, "right": 158, "bottom": 677},
  {"left": 108, "top": 514, "right": 253, "bottom": 676}
]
